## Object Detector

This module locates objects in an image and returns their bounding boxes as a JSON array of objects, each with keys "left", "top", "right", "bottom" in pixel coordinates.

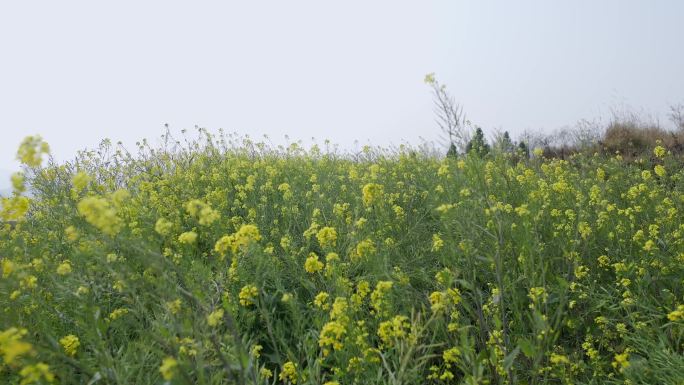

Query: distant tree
[
  {"left": 492, "top": 130, "right": 515, "bottom": 154},
  {"left": 501, "top": 132, "right": 514, "bottom": 152},
  {"left": 446, "top": 143, "right": 458, "bottom": 159},
  {"left": 517, "top": 141, "right": 530, "bottom": 159},
  {"left": 466, "top": 127, "right": 490, "bottom": 157}
]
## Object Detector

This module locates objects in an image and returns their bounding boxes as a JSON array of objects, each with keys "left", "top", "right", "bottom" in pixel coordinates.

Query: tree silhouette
[
  {"left": 466, "top": 127, "right": 490, "bottom": 157},
  {"left": 517, "top": 141, "right": 530, "bottom": 159},
  {"left": 446, "top": 143, "right": 458, "bottom": 159}
]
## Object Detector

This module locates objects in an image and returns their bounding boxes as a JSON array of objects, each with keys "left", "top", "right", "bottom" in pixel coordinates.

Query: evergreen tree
[
  {"left": 517, "top": 141, "right": 530, "bottom": 159},
  {"left": 446, "top": 143, "right": 458, "bottom": 159},
  {"left": 466, "top": 127, "right": 490, "bottom": 157},
  {"left": 501, "top": 131, "right": 514, "bottom": 153},
  {"left": 492, "top": 131, "right": 515, "bottom": 154}
]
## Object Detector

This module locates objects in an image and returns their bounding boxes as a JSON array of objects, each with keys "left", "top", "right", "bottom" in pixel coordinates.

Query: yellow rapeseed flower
[
  {"left": 528, "top": 287, "right": 547, "bottom": 307},
  {"left": 159, "top": 356, "right": 178, "bottom": 380},
  {"left": 611, "top": 352, "right": 630, "bottom": 372},
  {"left": 239, "top": 284, "right": 258, "bottom": 306},
  {"left": 2, "top": 260, "right": 15, "bottom": 277},
  {"left": 166, "top": 299, "right": 182, "bottom": 315},
  {"left": 11, "top": 172, "right": 25, "bottom": 193},
  {"left": 77, "top": 196, "right": 122, "bottom": 236},
  {"left": 304, "top": 253, "right": 324, "bottom": 273},
  {"left": 370, "top": 281, "right": 393, "bottom": 315},
  {"left": 279, "top": 361, "right": 298, "bottom": 384},
  {"left": 65, "top": 226, "right": 79, "bottom": 242},
  {"left": 362, "top": 183, "right": 384, "bottom": 206},
  {"left": 319, "top": 321, "right": 346, "bottom": 354},
  {"left": 316, "top": 226, "right": 337, "bottom": 249},
  {"left": 207, "top": 309, "right": 224, "bottom": 327},
  {"left": 19, "top": 362, "right": 55, "bottom": 384},
  {"left": 185, "top": 199, "right": 220, "bottom": 226},
  {"left": 215, "top": 224, "right": 262, "bottom": 256},
  {"left": 314, "top": 292, "right": 330, "bottom": 309},
  {"left": 76, "top": 286, "right": 89, "bottom": 296},
  {"left": 330, "top": 297, "right": 349, "bottom": 322},
  {"left": 431, "top": 234, "right": 444, "bottom": 251},
  {"left": 260, "top": 367, "right": 273, "bottom": 379},
  {"left": 155, "top": 218, "right": 174, "bottom": 236},
  {"left": 668, "top": 304, "right": 684, "bottom": 321},
  {"left": 59, "top": 335, "right": 80, "bottom": 356},
  {"left": 377, "top": 315, "right": 410, "bottom": 346},
  {"left": 178, "top": 231, "right": 198, "bottom": 245},
  {"left": 424, "top": 72, "right": 436, "bottom": 84},
  {"left": 354, "top": 239, "right": 376, "bottom": 262},
  {"left": 71, "top": 171, "right": 90, "bottom": 193},
  {"left": 250, "top": 344, "right": 263, "bottom": 358},
  {"left": 56, "top": 261, "right": 72, "bottom": 275},
  {"left": 0, "top": 327, "right": 33, "bottom": 364},
  {"left": 16, "top": 135, "right": 50, "bottom": 167},
  {"left": 1, "top": 195, "right": 31, "bottom": 221},
  {"left": 443, "top": 347, "right": 461, "bottom": 364},
  {"left": 549, "top": 353, "right": 569, "bottom": 365},
  {"left": 234, "top": 224, "right": 262, "bottom": 246},
  {"left": 108, "top": 308, "right": 129, "bottom": 321}
]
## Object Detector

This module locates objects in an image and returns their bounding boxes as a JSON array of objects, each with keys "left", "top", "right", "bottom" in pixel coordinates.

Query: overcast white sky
[{"left": 1, "top": 1, "right": 683, "bottom": 173}]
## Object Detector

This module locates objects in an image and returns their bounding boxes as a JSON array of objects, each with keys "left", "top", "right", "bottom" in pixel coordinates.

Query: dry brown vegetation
[
  {"left": 530, "top": 106, "right": 684, "bottom": 160},
  {"left": 600, "top": 120, "right": 684, "bottom": 158}
]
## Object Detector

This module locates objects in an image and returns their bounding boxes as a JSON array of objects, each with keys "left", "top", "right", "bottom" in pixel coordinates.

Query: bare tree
[
  {"left": 425, "top": 73, "right": 471, "bottom": 154},
  {"left": 670, "top": 104, "right": 684, "bottom": 131}
]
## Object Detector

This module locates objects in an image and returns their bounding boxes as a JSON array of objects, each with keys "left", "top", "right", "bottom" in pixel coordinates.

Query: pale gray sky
[{"left": 1, "top": 1, "right": 683, "bottom": 172}]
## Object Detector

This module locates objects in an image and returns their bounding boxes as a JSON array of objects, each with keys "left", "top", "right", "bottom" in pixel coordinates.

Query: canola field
[{"left": 1, "top": 132, "right": 683, "bottom": 384}]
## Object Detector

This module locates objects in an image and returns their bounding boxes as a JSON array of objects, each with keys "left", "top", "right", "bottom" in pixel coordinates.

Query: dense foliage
[{"left": 1, "top": 131, "right": 683, "bottom": 384}]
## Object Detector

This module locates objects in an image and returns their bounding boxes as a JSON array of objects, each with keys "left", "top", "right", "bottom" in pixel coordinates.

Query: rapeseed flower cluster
[
  {"left": 0, "top": 327, "right": 32, "bottom": 364},
  {"left": 56, "top": 261, "right": 72, "bottom": 275},
  {"left": 178, "top": 231, "right": 198, "bottom": 244},
  {"left": 155, "top": 218, "right": 174, "bottom": 236},
  {"left": 377, "top": 315, "right": 410, "bottom": 346},
  {"left": 185, "top": 199, "right": 220, "bottom": 225},
  {"left": 279, "top": 361, "right": 298, "bottom": 384},
  {"left": 77, "top": 196, "right": 122, "bottom": 236},
  {"left": 316, "top": 226, "right": 337, "bottom": 249},
  {"left": 370, "top": 281, "right": 393, "bottom": 317},
  {"left": 16, "top": 135, "right": 50, "bottom": 167},
  {"left": 1, "top": 195, "right": 30, "bottom": 221},
  {"left": 304, "top": 253, "right": 324, "bottom": 273},
  {"left": 11, "top": 172, "right": 26, "bottom": 194},
  {"left": 319, "top": 321, "right": 346, "bottom": 354},
  {"left": 239, "top": 284, "right": 258, "bottom": 306},
  {"left": 429, "top": 288, "right": 461, "bottom": 313},
  {"left": 19, "top": 363, "right": 54, "bottom": 384},
  {"left": 361, "top": 183, "right": 384, "bottom": 206},
  {"left": 71, "top": 171, "right": 90, "bottom": 193},
  {"left": 214, "top": 224, "right": 262, "bottom": 257},
  {"left": 668, "top": 304, "right": 684, "bottom": 321},
  {"left": 159, "top": 356, "right": 178, "bottom": 380},
  {"left": 207, "top": 309, "right": 224, "bottom": 327},
  {"left": 59, "top": 335, "right": 80, "bottom": 356}
]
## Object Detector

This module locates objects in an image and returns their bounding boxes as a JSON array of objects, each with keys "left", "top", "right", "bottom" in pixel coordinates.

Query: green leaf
[
  {"left": 518, "top": 338, "right": 536, "bottom": 359},
  {"left": 504, "top": 346, "right": 521, "bottom": 371}
]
